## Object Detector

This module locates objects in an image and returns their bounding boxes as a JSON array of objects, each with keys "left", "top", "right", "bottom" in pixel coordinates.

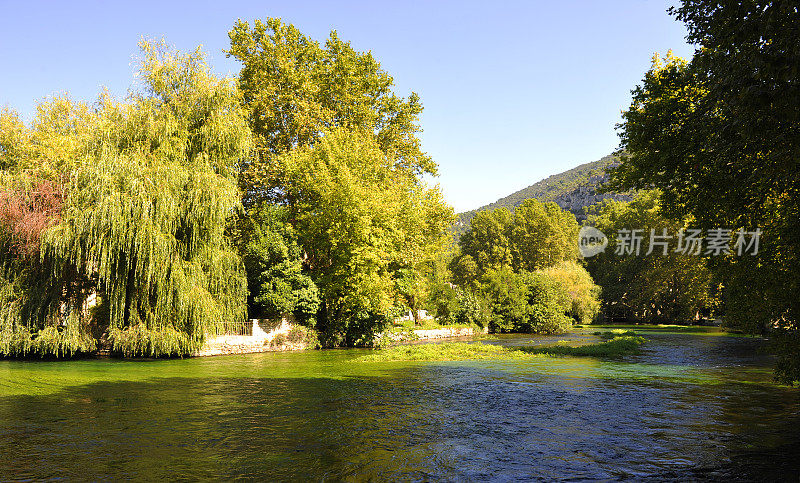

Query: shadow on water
[{"left": 0, "top": 333, "right": 799, "bottom": 480}]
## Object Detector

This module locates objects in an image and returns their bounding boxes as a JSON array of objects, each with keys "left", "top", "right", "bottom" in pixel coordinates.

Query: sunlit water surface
[{"left": 1, "top": 328, "right": 798, "bottom": 480}]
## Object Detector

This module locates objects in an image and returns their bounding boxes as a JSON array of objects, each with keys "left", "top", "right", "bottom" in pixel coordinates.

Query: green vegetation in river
[
  {"left": 0, "top": 330, "right": 796, "bottom": 480},
  {"left": 528, "top": 337, "right": 645, "bottom": 357},
  {"left": 357, "top": 332, "right": 646, "bottom": 362},
  {"left": 592, "top": 324, "right": 747, "bottom": 336},
  {"left": 0, "top": 330, "right": 785, "bottom": 402}
]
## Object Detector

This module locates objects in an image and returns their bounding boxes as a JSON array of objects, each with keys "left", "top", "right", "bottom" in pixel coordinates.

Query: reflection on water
[{"left": 1, "top": 330, "right": 798, "bottom": 480}]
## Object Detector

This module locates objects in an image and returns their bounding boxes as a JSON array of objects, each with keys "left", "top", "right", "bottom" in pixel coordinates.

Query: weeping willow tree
[{"left": 0, "top": 40, "right": 251, "bottom": 357}]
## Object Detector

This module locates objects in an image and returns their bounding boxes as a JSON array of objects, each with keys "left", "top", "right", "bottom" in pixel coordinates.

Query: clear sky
[{"left": 0, "top": 0, "right": 694, "bottom": 212}]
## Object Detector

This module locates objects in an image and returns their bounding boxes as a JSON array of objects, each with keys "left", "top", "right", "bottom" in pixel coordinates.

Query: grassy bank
[{"left": 357, "top": 332, "right": 646, "bottom": 362}]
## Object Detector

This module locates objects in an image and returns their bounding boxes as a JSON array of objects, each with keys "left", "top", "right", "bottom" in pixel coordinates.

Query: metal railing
[{"left": 220, "top": 319, "right": 253, "bottom": 336}]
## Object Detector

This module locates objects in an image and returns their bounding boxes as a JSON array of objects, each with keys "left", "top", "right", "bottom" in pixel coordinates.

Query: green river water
[{"left": 1, "top": 327, "right": 798, "bottom": 480}]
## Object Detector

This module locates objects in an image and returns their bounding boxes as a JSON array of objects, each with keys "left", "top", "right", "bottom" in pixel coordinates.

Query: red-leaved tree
[{"left": 0, "top": 178, "right": 63, "bottom": 258}]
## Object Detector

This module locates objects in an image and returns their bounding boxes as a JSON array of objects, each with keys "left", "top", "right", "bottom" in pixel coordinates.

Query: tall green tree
[
  {"left": 453, "top": 199, "right": 579, "bottom": 285},
  {"left": 509, "top": 199, "right": 579, "bottom": 271},
  {"left": 609, "top": 1, "right": 800, "bottom": 383},
  {"left": 450, "top": 199, "right": 593, "bottom": 333},
  {"left": 279, "top": 128, "right": 452, "bottom": 346},
  {"left": 236, "top": 204, "right": 319, "bottom": 325},
  {"left": 227, "top": 17, "right": 436, "bottom": 206},
  {"left": 541, "top": 261, "right": 601, "bottom": 325},
  {"left": 455, "top": 208, "right": 514, "bottom": 280},
  {"left": 585, "top": 191, "right": 715, "bottom": 323},
  {"left": 228, "top": 18, "right": 454, "bottom": 344}
]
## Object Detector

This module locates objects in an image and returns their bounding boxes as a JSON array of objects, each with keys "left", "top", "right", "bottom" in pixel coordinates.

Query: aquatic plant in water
[{"left": 357, "top": 332, "right": 646, "bottom": 362}]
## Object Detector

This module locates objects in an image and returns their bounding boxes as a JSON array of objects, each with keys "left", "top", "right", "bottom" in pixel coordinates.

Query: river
[{"left": 1, "top": 327, "right": 798, "bottom": 480}]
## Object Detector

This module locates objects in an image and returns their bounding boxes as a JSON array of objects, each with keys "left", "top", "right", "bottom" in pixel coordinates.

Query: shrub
[
  {"left": 427, "top": 282, "right": 490, "bottom": 328},
  {"left": 266, "top": 325, "right": 321, "bottom": 349},
  {"left": 426, "top": 282, "right": 460, "bottom": 325},
  {"left": 286, "top": 325, "right": 321, "bottom": 348},
  {"left": 522, "top": 272, "right": 573, "bottom": 334},
  {"left": 269, "top": 333, "right": 287, "bottom": 347},
  {"left": 479, "top": 268, "right": 573, "bottom": 334},
  {"left": 239, "top": 204, "right": 320, "bottom": 326},
  {"left": 541, "top": 261, "right": 601, "bottom": 324},
  {"left": 480, "top": 267, "right": 530, "bottom": 333}
]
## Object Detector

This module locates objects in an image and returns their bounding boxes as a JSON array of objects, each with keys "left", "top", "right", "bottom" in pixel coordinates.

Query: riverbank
[
  {"left": 374, "top": 322, "right": 487, "bottom": 347},
  {"left": 188, "top": 322, "right": 732, "bottom": 357},
  {"left": 195, "top": 320, "right": 487, "bottom": 357}
]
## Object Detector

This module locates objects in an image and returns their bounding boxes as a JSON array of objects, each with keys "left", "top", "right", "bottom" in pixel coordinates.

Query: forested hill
[{"left": 453, "top": 154, "right": 630, "bottom": 237}]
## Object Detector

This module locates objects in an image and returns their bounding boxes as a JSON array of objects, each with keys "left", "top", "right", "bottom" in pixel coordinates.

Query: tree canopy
[
  {"left": 278, "top": 128, "right": 452, "bottom": 345},
  {"left": 227, "top": 18, "right": 454, "bottom": 345},
  {"left": 453, "top": 198, "right": 579, "bottom": 285},
  {"left": 227, "top": 17, "right": 436, "bottom": 206},
  {"left": 610, "top": 0, "right": 800, "bottom": 383},
  {"left": 0, "top": 41, "right": 251, "bottom": 357},
  {"left": 584, "top": 191, "right": 715, "bottom": 323},
  {"left": 447, "top": 198, "right": 598, "bottom": 333}
]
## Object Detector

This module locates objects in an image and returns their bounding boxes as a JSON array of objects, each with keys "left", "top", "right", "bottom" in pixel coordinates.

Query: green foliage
[
  {"left": 593, "top": 329, "right": 637, "bottom": 340},
  {"left": 0, "top": 40, "right": 251, "bottom": 358},
  {"left": 449, "top": 253, "right": 480, "bottom": 292},
  {"left": 509, "top": 199, "right": 579, "bottom": 271},
  {"left": 772, "top": 330, "right": 800, "bottom": 387},
  {"left": 480, "top": 267, "right": 533, "bottom": 333},
  {"left": 454, "top": 290, "right": 490, "bottom": 328},
  {"left": 479, "top": 267, "right": 573, "bottom": 334},
  {"left": 0, "top": 313, "right": 96, "bottom": 358},
  {"left": 227, "top": 17, "right": 436, "bottom": 206},
  {"left": 584, "top": 191, "right": 715, "bottom": 323},
  {"left": 542, "top": 261, "right": 601, "bottom": 324},
  {"left": 357, "top": 341, "right": 525, "bottom": 362},
  {"left": 109, "top": 324, "right": 193, "bottom": 358},
  {"left": 453, "top": 198, "right": 579, "bottom": 285},
  {"left": 426, "top": 282, "right": 490, "bottom": 328},
  {"left": 278, "top": 128, "right": 452, "bottom": 346},
  {"left": 237, "top": 204, "right": 319, "bottom": 325},
  {"left": 456, "top": 208, "right": 514, "bottom": 278},
  {"left": 447, "top": 198, "right": 592, "bottom": 335},
  {"left": 522, "top": 272, "right": 573, "bottom": 334},
  {"left": 610, "top": 1, "right": 800, "bottom": 383},
  {"left": 522, "top": 334, "right": 646, "bottom": 358},
  {"left": 426, "top": 282, "right": 460, "bottom": 324},
  {"left": 228, "top": 18, "right": 454, "bottom": 347},
  {"left": 357, "top": 333, "right": 646, "bottom": 362},
  {"left": 268, "top": 325, "right": 320, "bottom": 349}
]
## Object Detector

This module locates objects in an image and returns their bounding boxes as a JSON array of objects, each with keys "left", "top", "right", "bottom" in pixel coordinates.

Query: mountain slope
[{"left": 454, "top": 154, "right": 630, "bottom": 237}]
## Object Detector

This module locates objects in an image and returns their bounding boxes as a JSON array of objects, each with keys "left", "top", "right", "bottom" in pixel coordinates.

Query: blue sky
[{"left": 0, "top": 0, "right": 694, "bottom": 212}]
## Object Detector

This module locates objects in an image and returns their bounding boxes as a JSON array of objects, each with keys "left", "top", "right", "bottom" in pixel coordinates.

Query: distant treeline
[{"left": 453, "top": 154, "right": 618, "bottom": 238}]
